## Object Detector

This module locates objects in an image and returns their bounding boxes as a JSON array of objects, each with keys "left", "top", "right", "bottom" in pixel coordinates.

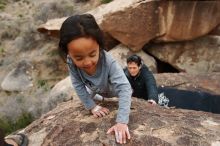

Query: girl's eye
[
  {"left": 75, "top": 57, "right": 83, "bottom": 61},
  {"left": 90, "top": 52, "right": 96, "bottom": 57},
  {"left": 90, "top": 54, "right": 96, "bottom": 57}
]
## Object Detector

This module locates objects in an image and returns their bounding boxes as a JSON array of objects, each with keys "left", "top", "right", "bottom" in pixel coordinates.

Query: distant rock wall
[
  {"left": 38, "top": 0, "right": 220, "bottom": 51},
  {"left": 109, "top": 44, "right": 157, "bottom": 72},
  {"left": 37, "top": 0, "right": 220, "bottom": 74},
  {"left": 94, "top": 0, "right": 220, "bottom": 51},
  {"left": 147, "top": 36, "right": 220, "bottom": 74}
]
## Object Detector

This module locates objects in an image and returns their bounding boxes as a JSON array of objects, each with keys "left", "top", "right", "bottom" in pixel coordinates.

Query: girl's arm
[
  {"left": 107, "top": 60, "right": 132, "bottom": 144},
  {"left": 108, "top": 60, "right": 132, "bottom": 124},
  {"left": 68, "top": 65, "right": 96, "bottom": 110}
]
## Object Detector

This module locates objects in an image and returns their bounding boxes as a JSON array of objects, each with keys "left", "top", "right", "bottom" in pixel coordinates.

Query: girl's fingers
[
  {"left": 102, "top": 108, "right": 109, "bottom": 115},
  {"left": 99, "top": 110, "right": 106, "bottom": 117},
  {"left": 125, "top": 127, "right": 131, "bottom": 139},
  {"left": 107, "top": 124, "right": 130, "bottom": 144},
  {"left": 95, "top": 111, "right": 102, "bottom": 117},
  {"left": 92, "top": 106, "right": 110, "bottom": 118},
  {"left": 107, "top": 126, "right": 114, "bottom": 134},
  {"left": 94, "top": 110, "right": 107, "bottom": 117},
  {"left": 118, "top": 131, "right": 123, "bottom": 144},
  {"left": 93, "top": 113, "right": 98, "bottom": 118},
  {"left": 91, "top": 106, "right": 106, "bottom": 117},
  {"left": 104, "top": 107, "right": 110, "bottom": 112},
  {"left": 122, "top": 131, "right": 126, "bottom": 144}
]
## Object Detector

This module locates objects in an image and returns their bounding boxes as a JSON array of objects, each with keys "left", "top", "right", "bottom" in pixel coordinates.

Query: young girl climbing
[{"left": 58, "top": 14, "right": 132, "bottom": 144}]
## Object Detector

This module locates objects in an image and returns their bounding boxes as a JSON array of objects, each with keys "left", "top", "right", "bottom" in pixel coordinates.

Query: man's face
[{"left": 127, "top": 62, "right": 140, "bottom": 77}]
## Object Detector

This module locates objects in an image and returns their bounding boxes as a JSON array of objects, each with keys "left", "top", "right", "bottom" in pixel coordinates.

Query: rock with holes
[
  {"left": 1, "top": 60, "right": 33, "bottom": 92},
  {"left": 109, "top": 44, "right": 157, "bottom": 73},
  {"left": 147, "top": 36, "right": 220, "bottom": 74}
]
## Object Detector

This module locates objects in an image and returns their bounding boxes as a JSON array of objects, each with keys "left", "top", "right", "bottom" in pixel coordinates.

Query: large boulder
[
  {"left": 146, "top": 36, "right": 220, "bottom": 74},
  {"left": 46, "top": 76, "right": 76, "bottom": 109},
  {"left": 1, "top": 60, "right": 33, "bottom": 92},
  {"left": 37, "top": 0, "right": 220, "bottom": 51},
  {"left": 109, "top": 44, "right": 157, "bottom": 72},
  {"left": 37, "top": 0, "right": 101, "bottom": 37},
  {"left": 93, "top": 0, "right": 220, "bottom": 51},
  {"left": 37, "top": 17, "right": 67, "bottom": 37},
  {"left": 210, "top": 25, "right": 220, "bottom": 36},
  {"left": 23, "top": 96, "right": 220, "bottom": 146}
]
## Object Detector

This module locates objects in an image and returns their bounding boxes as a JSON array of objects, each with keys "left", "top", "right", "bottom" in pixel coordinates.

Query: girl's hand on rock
[
  {"left": 107, "top": 123, "right": 131, "bottom": 144},
  {"left": 91, "top": 105, "right": 109, "bottom": 118}
]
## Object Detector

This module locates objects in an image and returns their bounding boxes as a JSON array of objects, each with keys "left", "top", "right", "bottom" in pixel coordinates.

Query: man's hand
[
  {"left": 107, "top": 123, "right": 131, "bottom": 144},
  {"left": 147, "top": 99, "right": 157, "bottom": 105},
  {"left": 91, "top": 105, "right": 109, "bottom": 118}
]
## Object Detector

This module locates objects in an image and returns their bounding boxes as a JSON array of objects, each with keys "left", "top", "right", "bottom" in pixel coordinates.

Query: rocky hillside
[{"left": 0, "top": 0, "right": 101, "bottom": 133}]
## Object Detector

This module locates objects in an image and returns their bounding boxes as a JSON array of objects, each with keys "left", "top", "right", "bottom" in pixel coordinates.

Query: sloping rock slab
[{"left": 24, "top": 98, "right": 220, "bottom": 146}]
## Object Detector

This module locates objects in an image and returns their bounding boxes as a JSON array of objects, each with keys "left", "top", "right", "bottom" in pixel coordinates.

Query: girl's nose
[{"left": 83, "top": 58, "right": 92, "bottom": 66}]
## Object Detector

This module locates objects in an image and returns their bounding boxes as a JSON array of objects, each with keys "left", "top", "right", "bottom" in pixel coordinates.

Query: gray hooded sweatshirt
[{"left": 67, "top": 50, "right": 132, "bottom": 124}]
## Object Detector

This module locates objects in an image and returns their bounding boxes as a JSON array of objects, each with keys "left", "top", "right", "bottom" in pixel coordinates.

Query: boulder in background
[
  {"left": 147, "top": 36, "right": 220, "bottom": 74},
  {"left": 109, "top": 44, "right": 157, "bottom": 72}
]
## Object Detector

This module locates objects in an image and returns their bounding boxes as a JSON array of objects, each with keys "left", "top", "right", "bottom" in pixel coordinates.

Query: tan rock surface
[
  {"left": 18, "top": 72, "right": 220, "bottom": 145},
  {"left": 23, "top": 97, "right": 220, "bottom": 146}
]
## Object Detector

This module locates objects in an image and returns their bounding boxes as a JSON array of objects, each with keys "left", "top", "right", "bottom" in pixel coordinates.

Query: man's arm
[{"left": 142, "top": 65, "right": 158, "bottom": 103}]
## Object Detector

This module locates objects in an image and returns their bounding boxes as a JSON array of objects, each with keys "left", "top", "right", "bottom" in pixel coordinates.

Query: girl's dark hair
[
  {"left": 58, "top": 14, "right": 105, "bottom": 61},
  {"left": 127, "top": 54, "right": 142, "bottom": 67}
]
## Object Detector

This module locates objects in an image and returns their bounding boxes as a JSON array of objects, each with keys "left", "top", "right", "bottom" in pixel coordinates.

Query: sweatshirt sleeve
[
  {"left": 108, "top": 61, "right": 132, "bottom": 124},
  {"left": 142, "top": 66, "right": 158, "bottom": 103},
  {"left": 68, "top": 64, "right": 96, "bottom": 110}
]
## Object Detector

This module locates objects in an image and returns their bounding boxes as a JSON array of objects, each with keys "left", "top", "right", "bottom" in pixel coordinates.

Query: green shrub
[
  {"left": 37, "top": 79, "right": 47, "bottom": 87},
  {"left": 0, "top": 47, "right": 5, "bottom": 54},
  {"left": 0, "top": 0, "right": 6, "bottom": 10},
  {"left": 14, "top": 112, "right": 33, "bottom": 131},
  {"left": 0, "top": 118, "right": 12, "bottom": 134},
  {"left": 0, "top": 112, "right": 33, "bottom": 135},
  {"left": 37, "top": 79, "right": 49, "bottom": 91},
  {"left": 100, "top": 0, "right": 113, "bottom": 4},
  {"left": 47, "top": 49, "right": 59, "bottom": 57}
]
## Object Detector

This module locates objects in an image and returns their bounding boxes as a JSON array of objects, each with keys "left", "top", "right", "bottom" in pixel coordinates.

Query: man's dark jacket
[{"left": 124, "top": 64, "right": 158, "bottom": 102}]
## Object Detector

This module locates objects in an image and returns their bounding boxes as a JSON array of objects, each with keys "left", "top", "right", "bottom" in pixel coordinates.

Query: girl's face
[
  {"left": 67, "top": 37, "right": 100, "bottom": 75},
  {"left": 127, "top": 62, "right": 140, "bottom": 77}
]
